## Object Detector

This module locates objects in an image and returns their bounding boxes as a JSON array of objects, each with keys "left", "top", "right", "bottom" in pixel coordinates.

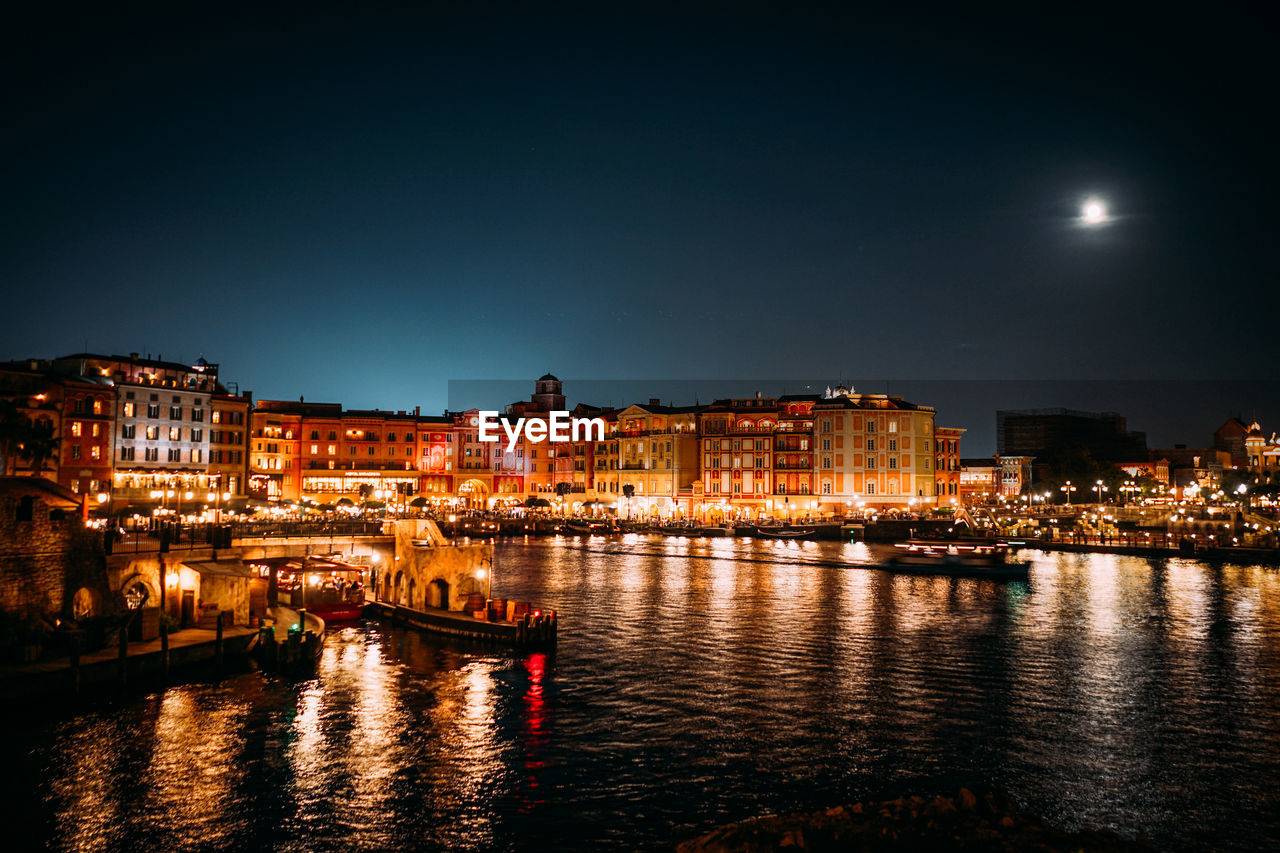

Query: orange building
[{"left": 934, "top": 426, "right": 965, "bottom": 505}]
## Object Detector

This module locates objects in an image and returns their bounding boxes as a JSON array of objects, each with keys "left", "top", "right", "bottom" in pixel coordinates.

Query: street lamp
[
  {"left": 1094, "top": 479, "right": 1108, "bottom": 505},
  {"left": 1060, "top": 480, "right": 1077, "bottom": 507}
]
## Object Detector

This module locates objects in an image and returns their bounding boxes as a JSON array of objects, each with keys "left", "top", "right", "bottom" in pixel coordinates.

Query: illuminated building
[
  {"left": 810, "top": 386, "right": 938, "bottom": 514},
  {"left": 48, "top": 353, "right": 227, "bottom": 510},
  {"left": 612, "top": 401, "right": 699, "bottom": 518},
  {"left": 934, "top": 426, "right": 964, "bottom": 503}
]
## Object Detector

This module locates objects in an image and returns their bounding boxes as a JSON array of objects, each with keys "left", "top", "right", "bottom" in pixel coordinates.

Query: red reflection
[{"left": 517, "top": 652, "right": 549, "bottom": 812}]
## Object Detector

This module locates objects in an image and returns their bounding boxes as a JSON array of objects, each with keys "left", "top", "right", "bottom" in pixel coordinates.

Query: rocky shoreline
[{"left": 677, "top": 789, "right": 1152, "bottom": 852}]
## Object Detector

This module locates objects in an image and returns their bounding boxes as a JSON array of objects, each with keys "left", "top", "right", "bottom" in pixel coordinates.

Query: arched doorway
[
  {"left": 407, "top": 578, "right": 417, "bottom": 609},
  {"left": 458, "top": 479, "right": 490, "bottom": 510},
  {"left": 428, "top": 578, "right": 450, "bottom": 609},
  {"left": 72, "top": 587, "right": 97, "bottom": 619},
  {"left": 393, "top": 571, "right": 406, "bottom": 606}
]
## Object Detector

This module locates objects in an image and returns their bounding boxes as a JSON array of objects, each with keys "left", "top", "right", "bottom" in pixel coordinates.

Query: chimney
[
  {"left": 130, "top": 352, "right": 139, "bottom": 360},
  {"left": 756, "top": 391, "right": 762, "bottom": 399},
  {"left": 649, "top": 398, "right": 660, "bottom": 407}
]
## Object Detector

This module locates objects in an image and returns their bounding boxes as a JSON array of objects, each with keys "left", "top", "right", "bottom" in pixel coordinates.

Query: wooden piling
[
  {"left": 69, "top": 633, "right": 81, "bottom": 697},
  {"left": 215, "top": 611, "right": 225, "bottom": 670},
  {"left": 160, "top": 619, "right": 169, "bottom": 678},
  {"left": 117, "top": 626, "right": 128, "bottom": 686}
]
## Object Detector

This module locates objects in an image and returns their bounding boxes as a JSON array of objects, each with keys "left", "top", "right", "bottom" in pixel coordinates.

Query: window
[
  {"left": 866, "top": 421, "right": 875, "bottom": 434},
  {"left": 822, "top": 439, "right": 830, "bottom": 451},
  {"left": 192, "top": 449, "right": 202, "bottom": 463},
  {"left": 388, "top": 432, "right": 396, "bottom": 442},
  {"left": 866, "top": 439, "right": 875, "bottom": 451},
  {"left": 867, "top": 457, "right": 876, "bottom": 469},
  {"left": 888, "top": 439, "right": 897, "bottom": 451},
  {"left": 91, "top": 423, "right": 100, "bottom": 437},
  {"left": 311, "top": 444, "right": 319, "bottom": 454},
  {"left": 192, "top": 408, "right": 204, "bottom": 421},
  {"left": 889, "top": 421, "right": 897, "bottom": 433},
  {"left": 889, "top": 458, "right": 897, "bottom": 469},
  {"left": 144, "top": 447, "right": 158, "bottom": 461},
  {"left": 120, "top": 447, "right": 136, "bottom": 461},
  {"left": 822, "top": 481, "right": 832, "bottom": 494},
  {"left": 91, "top": 446, "right": 101, "bottom": 460},
  {"left": 168, "top": 427, "right": 181, "bottom": 441},
  {"left": 328, "top": 431, "right": 337, "bottom": 440},
  {"left": 866, "top": 482, "right": 875, "bottom": 495},
  {"left": 191, "top": 429, "right": 202, "bottom": 442},
  {"left": 168, "top": 448, "right": 181, "bottom": 462},
  {"left": 328, "top": 444, "right": 336, "bottom": 455},
  {"left": 71, "top": 445, "right": 81, "bottom": 459},
  {"left": 170, "top": 406, "right": 182, "bottom": 419},
  {"left": 146, "top": 426, "right": 158, "bottom": 440},
  {"left": 92, "top": 399, "right": 103, "bottom": 415},
  {"left": 121, "top": 424, "right": 136, "bottom": 439},
  {"left": 212, "top": 410, "right": 222, "bottom": 424},
  {"left": 123, "top": 402, "right": 135, "bottom": 418},
  {"left": 71, "top": 422, "right": 82, "bottom": 437},
  {"left": 146, "top": 404, "right": 159, "bottom": 418}
]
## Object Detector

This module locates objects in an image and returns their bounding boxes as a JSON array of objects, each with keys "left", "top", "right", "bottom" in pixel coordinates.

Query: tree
[
  {"left": 18, "top": 418, "right": 59, "bottom": 475},
  {"left": 0, "top": 399, "right": 23, "bottom": 476},
  {"left": 621, "top": 484, "right": 635, "bottom": 499}
]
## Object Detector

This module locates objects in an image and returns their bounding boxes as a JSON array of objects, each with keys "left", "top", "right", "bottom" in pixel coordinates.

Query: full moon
[{"left": 1081, "top": 198, "right": 1108, "bottom": 225}]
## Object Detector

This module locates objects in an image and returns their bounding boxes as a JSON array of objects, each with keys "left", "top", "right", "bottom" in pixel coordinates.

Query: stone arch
[
  {"left": 456, "top": 576, "right": 483, "bottom": 599},
  {"left": 408, "top": 578, "right": 417, "bottom": 609},
  {"left": 119, "top": 573, "right": 159, "bottom": 611},
  {"left": 428, "top": 578, "right": 450, "bottom": 609},
  {"left": 381, "top": 570, "right": 393, "bottom": 602},
  {"left": 393, "top": 571, "right": 406, "bottom": 606}
]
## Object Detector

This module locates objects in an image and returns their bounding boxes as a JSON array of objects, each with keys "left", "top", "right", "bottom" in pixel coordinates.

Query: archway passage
[
  {"left": 408, "top": 578, "right": 417, "bottom": 609},
  {"left": 458, "top": 479, "right": 490, "bottom": 509},
  {"left": 123, "top": 579, "right": 151, "bottom": 610},
  {"left": 428, "top": 578, "right": 450, "bottom": 609},
  {"left": 393, "top": 571, "right": 406, "bottom": 606}
]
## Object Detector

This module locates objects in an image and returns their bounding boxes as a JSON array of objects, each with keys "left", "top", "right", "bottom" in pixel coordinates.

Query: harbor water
[{"left": 4, "top": 536, "right": 1279, "bottom": 851}]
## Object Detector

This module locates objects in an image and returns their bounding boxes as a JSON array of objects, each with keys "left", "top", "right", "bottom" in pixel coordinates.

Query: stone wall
[
  {"left": 378, "top": 520, "right": 493, "bottom": 611},
  {"left": 0, "top": 494, "right": 113, "bottom": 620}
]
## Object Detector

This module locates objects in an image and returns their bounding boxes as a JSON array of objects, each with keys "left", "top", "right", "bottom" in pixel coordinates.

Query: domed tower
[
  {"left": 532, "top": 373, "right": 565, "bottom": 412},
  {"left": 1245, "top": 420, "right": 1265, "bottom": 471}
]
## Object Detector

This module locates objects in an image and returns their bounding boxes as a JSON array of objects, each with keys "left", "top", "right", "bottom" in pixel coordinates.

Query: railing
[
  {"left": 774, "top": 463, "right": 812, "bottom": 470},
  {"left": 102, "top": 520, "right": 391, "bottom": 554}
]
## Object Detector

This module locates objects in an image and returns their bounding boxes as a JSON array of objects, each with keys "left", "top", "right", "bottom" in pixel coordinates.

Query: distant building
[
  {"left": 1214, "top": 417, "right": 1250, "bottom": 468},
  {"left": 996, "top": 408, "right": 1147, "bottom": 464},
  {"left": 1244, "top": 421, "right": 1280, "bottom": 487}
]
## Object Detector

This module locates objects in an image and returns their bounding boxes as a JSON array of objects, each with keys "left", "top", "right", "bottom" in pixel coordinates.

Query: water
[{"left": 4, "top": 536, "right": 1280, "bottom": 851}]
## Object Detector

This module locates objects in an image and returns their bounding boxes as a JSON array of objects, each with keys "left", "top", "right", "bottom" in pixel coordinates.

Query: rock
[{"left": 958, "top": 787, "right": 978, "bottom": 810}]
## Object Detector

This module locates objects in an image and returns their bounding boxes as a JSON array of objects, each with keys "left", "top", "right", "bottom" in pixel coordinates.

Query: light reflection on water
[{"left": 4, "top": 538, "right": 1280, "bottom": 852}]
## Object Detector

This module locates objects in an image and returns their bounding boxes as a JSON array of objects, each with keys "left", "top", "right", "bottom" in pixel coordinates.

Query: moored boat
[
  {"left": 755, "top": 527, "right": 817, "bottom": 540},
  {"left": 882, "top": 543, "right": 1029, "bottom": 581}
]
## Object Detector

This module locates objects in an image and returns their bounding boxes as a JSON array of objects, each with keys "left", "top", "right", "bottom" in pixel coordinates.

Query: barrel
[
  {"left": 465, "top": 592, "right": 485, "bottom": 612},
  {"left": 512, "top": 601, "right": 531, "bottom": 619},
  {"left": 487, "top": 597, "right": 508, "bottom": 622}
]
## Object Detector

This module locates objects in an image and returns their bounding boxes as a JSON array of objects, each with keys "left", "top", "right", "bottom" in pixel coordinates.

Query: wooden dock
[{"left": 364, "top": 600, "right": 557, "bottom": 648}]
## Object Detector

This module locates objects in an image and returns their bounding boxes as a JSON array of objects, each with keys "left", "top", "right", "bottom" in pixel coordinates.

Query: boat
[
  {"left": 755, "top": 528, "right": 817, "bottom": 540},
  {"left": 565, "top": 520, "right": 609, "bottom": 534},
  {"left": 264, "top": 556, "right": 369, "bottom": 621},
  {"left": 882, "top": 542, "right": 1030, "bottom": 581}
]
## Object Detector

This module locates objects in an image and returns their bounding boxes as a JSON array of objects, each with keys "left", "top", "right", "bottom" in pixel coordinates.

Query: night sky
[{"left": 3, "top": 5, "right": 1274, "bottom": 426}]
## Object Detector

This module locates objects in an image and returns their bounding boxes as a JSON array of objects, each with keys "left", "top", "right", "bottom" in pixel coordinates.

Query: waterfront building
[
  {"left": 209, "top": 391, "right": 251, "bottom": 499},
  {"left": 612, "top": 401, "right": 699, "bottom": 519},
  {"left": 0, "top": 360, "right": 114, "bottom": 501},
  {"left": 49, "top": 354, "right": 228, "bottom": 512},
  {"left": 959, "top": 458, "right": 999, "bottom": 503},
  {"left": 810, "top": 387, "right": 938, "bottom": 514},
  {"left": 934, "top": 426, "right": 965, "bottom": 504}
]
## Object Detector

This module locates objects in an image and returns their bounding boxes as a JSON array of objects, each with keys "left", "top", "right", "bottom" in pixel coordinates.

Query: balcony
[{"left": 774, "top": 462, "right": 812, "bottom": 471}]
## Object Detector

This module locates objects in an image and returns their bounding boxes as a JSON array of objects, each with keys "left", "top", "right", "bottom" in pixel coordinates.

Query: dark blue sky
[{"left": 3, "top": 5, "right": 1274, "bottom": 421}]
